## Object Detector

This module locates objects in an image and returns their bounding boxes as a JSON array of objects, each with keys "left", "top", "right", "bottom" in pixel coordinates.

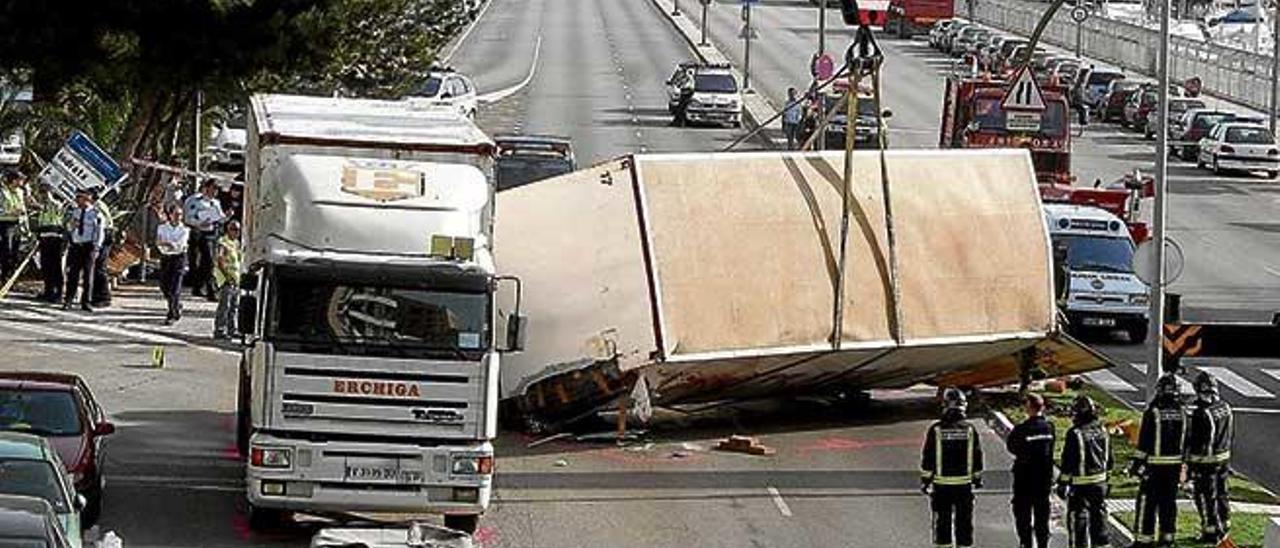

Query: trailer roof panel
[{"left": 250, "top": 94, "right": 494, "bottom": 154}]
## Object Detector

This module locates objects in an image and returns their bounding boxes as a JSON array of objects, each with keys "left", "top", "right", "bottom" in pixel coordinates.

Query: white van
[{"left": 1043, "top": 203, "right": 1150, "bottom": 343}]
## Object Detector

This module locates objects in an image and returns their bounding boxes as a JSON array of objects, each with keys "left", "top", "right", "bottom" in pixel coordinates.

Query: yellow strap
[{"left": 1072, "top": 473, "right": 1107, "bottom": 485}]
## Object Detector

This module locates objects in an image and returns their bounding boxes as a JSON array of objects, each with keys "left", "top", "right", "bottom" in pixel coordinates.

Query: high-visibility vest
[
  {"left": 213, "top": 236, "right": 242, "bottom": 288},
  {"left": 0, "top": 185, "right": 26, "bottom": 222}
]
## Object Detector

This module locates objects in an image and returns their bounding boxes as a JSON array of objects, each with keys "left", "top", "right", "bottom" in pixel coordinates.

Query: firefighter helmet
[
  {"left": 1155, "top": 374, "right": 1181, "bottom": 399},
  {"left": 942, "top": 387, "right": 967, "bottom": 413},
  {"left": 1071, "top": 395, "right": 1098, "bottom": 421},
  {"left": 1194, "top": 371, "right": 1219, "bottom": 401}
]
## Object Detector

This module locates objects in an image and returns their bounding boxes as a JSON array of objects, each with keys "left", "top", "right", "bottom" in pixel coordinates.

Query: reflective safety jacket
[
  {"left": 1134, "top": 399, "right": 1186, "bottom": 466},
  {"left": 1186, "top": 399, "right": 1233, "bottom": 465},
  {"left": 921, "top": 418, "right": 984, "bottom": 486},
  {"left": 1059, "top": 420, "right": 1113, "bottom": 486}
]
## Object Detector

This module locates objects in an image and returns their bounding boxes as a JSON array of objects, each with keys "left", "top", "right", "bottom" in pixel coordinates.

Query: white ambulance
[{"left": 1043, "top": 203, "right": 1151, "bottom": 343}]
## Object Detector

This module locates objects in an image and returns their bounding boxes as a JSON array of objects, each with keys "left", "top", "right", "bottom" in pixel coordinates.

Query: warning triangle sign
[{"left": 1001, "top": 67, "right": 1047, "bottom": 111}]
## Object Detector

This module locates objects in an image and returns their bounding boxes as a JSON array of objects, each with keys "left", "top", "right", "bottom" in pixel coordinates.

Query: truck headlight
[
  {"left": 688, "top": 99, "right": 704, "bottom": 108},
  {"left": 451, "top": 455, "right": 494, "bottom": 475},
  {"left": 1130, "top": 294, "right": 1149, "bottom": 305},
  {"left": 251, "top": 447, "right": 292, "bottom": 469}
]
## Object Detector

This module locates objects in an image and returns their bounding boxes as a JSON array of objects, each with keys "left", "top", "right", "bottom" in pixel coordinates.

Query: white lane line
[
  {"left": 441, "top": 0, "right": 496, "bottom": 63},
  {"left": 0, "top": 321, "right": 93, "bottom": 352},
  {"left": 1262, "top": 369, "right": 1280, "bottom": 384},
  {"left": 1265, "top": 266, "right": 1280, "bottom": 278},
  {"left": 766, "top": 486, "right": 792, "bottom": 517},
  {"left": 1199, "top": 366, "right": 1274, "bottom": 399},
  {"left": 1233, "top": 407, "right": 1280, "bottom": 415},
  {"left": 476, "top": 36, "right": 543, "bottom": 104},
  {"left": 1086, "top": 369, "right": 1137, "bottom": 392},
  {"left": 1129, "top": 363, "right": 1192, "bottom": 393}
]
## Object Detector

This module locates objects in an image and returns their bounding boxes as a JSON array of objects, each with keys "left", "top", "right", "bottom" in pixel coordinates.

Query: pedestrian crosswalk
[{"left": 1083, "top": 360, "right": 1280, "bottom": 406}]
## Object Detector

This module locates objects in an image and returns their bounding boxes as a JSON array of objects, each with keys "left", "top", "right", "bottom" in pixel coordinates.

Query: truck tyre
[
  {"left": 248, "top": 504, "right": 289, "bottom": 530},
  {"left": 1125, "top": 322, "right": 1148, "bottom": 345},
  {"left": 445, "top": 514, "right": 480, "bottom": 534}
]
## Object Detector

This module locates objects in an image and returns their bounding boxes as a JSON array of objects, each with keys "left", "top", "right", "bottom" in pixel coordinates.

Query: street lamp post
[
  {"left": 1271, "top": 0, "right": 1279, "bottom": 134},
  {"left": 744, "top": 4, "right": 753, "bottom": 91},
  {"left": 1147, "top": 0, "right": 1173, "bottom": 400},
  {"left": 701, "top": 0, "right": 710, "bottom": 45}
]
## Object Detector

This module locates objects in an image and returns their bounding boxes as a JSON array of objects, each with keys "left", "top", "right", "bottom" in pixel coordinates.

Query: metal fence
[{"left": 963, "top": 0, "right": 1275, "bottom": 112}]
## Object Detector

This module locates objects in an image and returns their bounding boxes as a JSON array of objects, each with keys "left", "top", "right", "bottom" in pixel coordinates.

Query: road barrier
[{"left": 961, "top": 0, "right": 1277, "bottom": 113}]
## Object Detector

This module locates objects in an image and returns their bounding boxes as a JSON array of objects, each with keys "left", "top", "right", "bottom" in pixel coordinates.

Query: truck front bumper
[
  {"left": 246, "top": 433, "right": 492, "bottom": 515},
  {"left": 685, "top": 109, "right": 741, "bottom": 124}
]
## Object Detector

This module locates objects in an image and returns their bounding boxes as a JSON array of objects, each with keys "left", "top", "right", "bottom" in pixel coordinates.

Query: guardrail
[{"left": 961, "top": 0, "right": 1277, "bottom": 113}]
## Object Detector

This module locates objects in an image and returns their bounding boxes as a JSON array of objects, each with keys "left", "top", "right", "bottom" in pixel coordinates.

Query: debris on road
[
  {"left": 553, "top": 459, "right": 569, "bottom": 468},
  {"left": 526, "top": 432, "right": 571, "bottom": 449},
  {"left": 715, "top": 435, "right": 776, "bottom": 456}
]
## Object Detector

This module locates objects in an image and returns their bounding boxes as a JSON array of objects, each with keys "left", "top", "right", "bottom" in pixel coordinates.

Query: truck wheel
[
  {"left": 247, "top": 504, "right": 289, "bottom": 531},
  {"left": 1125, "top": 322, "right": 1149, "bottom": 345},
  {"left": 445, "top": 514, "right": 480, "bottom": 534}
]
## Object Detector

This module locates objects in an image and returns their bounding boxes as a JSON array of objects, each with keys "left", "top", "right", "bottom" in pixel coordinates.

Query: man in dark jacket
[
  {"left": 1059, "top": 395, "right": 1114, "bottom": 548},
  {"left": 1130, "top": 374, "right": 1187, "bottom": 547},
  {"left": 1186, "top": 372, "right": 1233, "bottom": 543},
  {"left": 1007, "top": 393, "right": 1056, "bottom": 548},
  {"left": 921, "top": 388, "right": 985, "bottom": 548}
]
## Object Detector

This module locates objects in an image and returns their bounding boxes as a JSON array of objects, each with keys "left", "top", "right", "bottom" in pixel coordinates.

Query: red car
[{"left": 0, "top": 373, "right": 114, "bottom": 525}]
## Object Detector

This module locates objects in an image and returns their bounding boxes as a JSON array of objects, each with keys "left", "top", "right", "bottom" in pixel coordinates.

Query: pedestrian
[
  {"left": 34, "top": 186, "right": 67, "bottom": 303},
  {"left": 1130, "top": 374, "right": 1187, "bottom": 548},
  {"left": 1070, "top": 81, "right": 1089, "bottom": 127},
  {"left": 1058, "top": 395, "right": 1114, "bottom": 548},
  {"left": 783, "top": 87, "right": 804, "bottom": 150},
  {"left": 183, "top": 179, "right": 224, "bottom": 300},
  {"left": 1007, "top": 393, "right": 1055, "bottom": 548},
  {"left": 921, "top": 388, "right": 984, "bottom": 548},
  {"left": 62, "top": 188, "right": 105, "bottom": 312},
  {"left": 1186, "top": 372, "right": 1234, "bottom": 544},
  {"left": 212, "top": 220, "right": 242, "bottom": 339},
  {"left": 155, "top": 205, "right": 189, "bottom": 325},
  {"left": 91, "top": 195, "right": 114, "bottom": 307},
  {"left": 0, "top": 169, "right": 30, "bottom": 283}
]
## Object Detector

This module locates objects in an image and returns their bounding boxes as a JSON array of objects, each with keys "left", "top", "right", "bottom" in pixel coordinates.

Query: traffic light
[{"left": 840, "top": 0, "right": 861, "bottom": 25}]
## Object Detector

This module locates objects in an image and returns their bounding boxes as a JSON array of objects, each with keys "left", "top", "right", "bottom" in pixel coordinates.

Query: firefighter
[
  {"left": 1130, "top": 374, "right": 1187, "bottom": 547},
  {"left": 921, "top": 388, "right": 984, "bottom": 548},
  {"left": 1007, "top": 392, "right": 1055, "bottom": 548},
  {"left": 1058, "top": 395, "right": 1113, "bottom": 548},
  {"left": 1186, "top": 372, "right": 1233, "bottom": 544}
]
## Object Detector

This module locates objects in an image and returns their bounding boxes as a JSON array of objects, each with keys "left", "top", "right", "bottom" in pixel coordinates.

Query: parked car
[
  {"left": 991, "top": 38, "right": 1030, "bottom": 73},
  {"left": 0, "top": 494, "right": 75, "bottom": 548},
  {"left": 1196, "top": 122, "right": 1280, "bottom": 178},
  {"left": 1145, "top": 97, "right": 1206, "bottom": 139},
  {"left": 666, "top": 62, "right": 742, "bottom": 127},
  {"left": 0, "top": 433, "right": 82, "bottom": 547},
  {"left": 1082, "top": 68, "right": 1126, "bottom": 108},
  {"left": 941, "top": 22, "right": 974, "bottom": 53},
  {"left": 977, "top": 35, "right": 1012, "bottom": 69},
  {"left": 495, "top": 134, "right": 576, "bottom": 191},
  {"left": 929, "top": 20, "right": 957, "bottom": 48},
  {"left": 407, "top": 68, "right": 479, "bottom": 119},
  {"left": 1122, "top": 85, "right": 1184, "bottom": 134},
  {"left": 1172, "top": 108, "right": 1235, "bottom": 159},
  {"left": 951, "top": 27, "right": 991, "bottom": 58},
  {"left": 0, "top": 373, "right": 113, "bottom": 526},
  {"left": 1048, "top": 58, "right": 1082, "bottom": 87},
  {"left": 1098, "top": 80, "right": 1144, "bottom": 122}
]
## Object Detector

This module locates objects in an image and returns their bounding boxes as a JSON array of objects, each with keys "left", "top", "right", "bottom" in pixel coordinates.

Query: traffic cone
[{"left": 151, "top": 346, "right": 166, "bottom": 368}]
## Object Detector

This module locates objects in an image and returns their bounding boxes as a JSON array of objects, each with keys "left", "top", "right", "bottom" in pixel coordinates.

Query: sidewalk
[{"left": 647, "top": 0, "right": 785, "bottom": 149}]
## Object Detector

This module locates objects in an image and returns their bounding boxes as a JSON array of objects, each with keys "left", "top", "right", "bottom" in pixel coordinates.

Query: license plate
[
  {"left": 1081, "top": 317, "right": 1116, "bottom": 327},
  {"left": 344, "top": 461, "right": 425, "bottom": 484}
]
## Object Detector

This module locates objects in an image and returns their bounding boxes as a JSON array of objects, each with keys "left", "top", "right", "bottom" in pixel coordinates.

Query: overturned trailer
[{"left": 495, "top": 149, "right": 1115, "bottom": 425}]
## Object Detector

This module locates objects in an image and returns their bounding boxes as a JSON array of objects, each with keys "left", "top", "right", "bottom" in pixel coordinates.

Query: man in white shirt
[
  {"left": 156, "top": 205, "right": 190, "bottom": 324},
  {"left": 63, "top": 187, "right": 105, "bottom": 312},
  {"left": 183, "top": 179, "right": 225, "bottom": 300}
]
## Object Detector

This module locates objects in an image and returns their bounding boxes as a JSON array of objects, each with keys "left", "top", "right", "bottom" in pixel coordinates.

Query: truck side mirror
[{"left": 505, "top": 314, "right": 528, "bottom": 352}]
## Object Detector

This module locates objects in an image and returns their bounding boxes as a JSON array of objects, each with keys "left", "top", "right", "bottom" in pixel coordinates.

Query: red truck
[{"left": 885, "top": 0, "right": 953, "bottom": 38}]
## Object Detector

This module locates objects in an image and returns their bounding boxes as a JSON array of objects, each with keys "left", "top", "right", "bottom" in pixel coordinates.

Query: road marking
[
  {"left": 1265, "top": 266, "right": 1280, "bottom": 279},
  {"left": 1199, "top": 366, "right": 1274, "bottom": 398},
  {"left": 440, "top": 0, "right": 496, "bottom": 63},
  {"left": 1233, "top": 407, "right": 1280, "bottom": 415},
  {"left": 1086, "top": 369, "right": 1137, "bottom": 392},
  {"left": 0, "top": 320, "right": 94, "bottom": 352},
  {"left": 766, "top": 486, "right": 792, "bottom": 517},
  {"left": 476, "top": 35, "right": 543, "bottom": 104},
  {"left": 1263, "top": 369, "right": 1280, "bottom": 384}
]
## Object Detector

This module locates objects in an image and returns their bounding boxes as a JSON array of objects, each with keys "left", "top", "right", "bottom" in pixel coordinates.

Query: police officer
[
  {"left": 1130, "top": 374, "right": 1187, "bottom": 548},
  {"left": 1186, "top": 372, "right": 1233, "bottom": 544},
  {"left": 34, "top": 186, "right": 67, "bottom": 303},
  {"left": 90, "top": 195, "right": 114, "bottom": 307},
  {"left": 921, "top": 388, "right": 985, "bottom": 548},
  {"left": 63, "top": 187, "right": 105, "bottom": 312},
  {"left": 183, "top": 179, "right": 224, "bottom": 300},
  {"left": 1058, "top": 395, "right": 1114, "bottom": 548},
  {"left": 1007, "top": 393, "right": 1056, "bottom": 548},
  {"left": 0, "top": 169, "right": 30, "bottom": 283}
]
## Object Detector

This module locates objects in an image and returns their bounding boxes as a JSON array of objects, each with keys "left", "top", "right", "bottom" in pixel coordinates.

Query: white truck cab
[
  {"left": 238, "top": 94, "right": 524, "bottom": 534},
  {"left": 1043, "top": 203, "right": 1150, "bottom": 343}
]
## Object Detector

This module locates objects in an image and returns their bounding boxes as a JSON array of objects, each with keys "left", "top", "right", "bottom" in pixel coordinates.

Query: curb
[
  {"left": 646, "top": 0, "right": 784, "bottom": 149},
  {"left": 987, "top": 408, "right": 1135, "bottom": 544}
]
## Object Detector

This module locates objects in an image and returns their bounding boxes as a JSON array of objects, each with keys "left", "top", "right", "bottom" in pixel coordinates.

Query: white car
[
  {"left": 210, "top": 113, "right": 247, "bottom": 168},
  {"left": 0, "top": 131, "right": 21, "bottom": 166},
  {"left": 1196, "top": 122, "right": 1280, "bottom": 178},
  {"left": 665, "top": 63, "right": 742, "bottom": 128},
  {"left": 407, "top": 70, "right": 478, "bottom": 119}
]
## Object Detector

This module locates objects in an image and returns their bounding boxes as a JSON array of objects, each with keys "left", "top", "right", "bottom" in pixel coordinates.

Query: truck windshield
[
  {"left": 270, "top": 279, "right": 490, "bottom": 358},
  {"left": 1057, "top": 235, "right": 1135, "bottom": 274},
  {"left": 497, "top": 154, "right": 575, "bottom": 191}
]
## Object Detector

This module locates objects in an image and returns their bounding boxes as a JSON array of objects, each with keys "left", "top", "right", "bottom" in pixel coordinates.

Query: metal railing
[{"left": 963, "top": 0, "right": 1276, "bottom": 112}]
